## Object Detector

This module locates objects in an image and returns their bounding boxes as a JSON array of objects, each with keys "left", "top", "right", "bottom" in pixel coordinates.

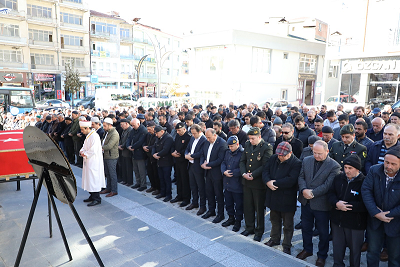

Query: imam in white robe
[{"left": 80, "top": 129, "right": 105, "bottom": 192}]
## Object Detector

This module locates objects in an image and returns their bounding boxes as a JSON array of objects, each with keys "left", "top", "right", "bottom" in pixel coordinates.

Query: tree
[{"left": 64, "top": 60, "right": 82, "bottom": 107}]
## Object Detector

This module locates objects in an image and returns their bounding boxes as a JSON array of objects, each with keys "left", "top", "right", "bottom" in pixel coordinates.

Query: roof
[{"left": 90, "top": 10, "right": 126, "bottom": 22}]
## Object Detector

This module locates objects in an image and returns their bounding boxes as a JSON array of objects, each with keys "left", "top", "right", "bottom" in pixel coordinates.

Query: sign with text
[
  {"left": 342, "top": 59, "right": 400, "bottom": 74},
  {"left": 34, "top": 73, "right": 55, "bottom": 82},
  {"left": 90, "top": 75, "right": 98, "bottom": 83}
]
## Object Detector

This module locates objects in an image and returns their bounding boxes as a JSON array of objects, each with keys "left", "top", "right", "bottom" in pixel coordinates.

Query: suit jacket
[
  {"left": 298, "top": 156, "right": 341, "bottom": 211},
  {"left": 185, "top": 135, "right": 207, "bottom": 173},
  {"left": 200, "top": 136, "right": 228, "bottom": 179},
  {"left": 362, "top": 164, "right": 400, "bottom": 237}
]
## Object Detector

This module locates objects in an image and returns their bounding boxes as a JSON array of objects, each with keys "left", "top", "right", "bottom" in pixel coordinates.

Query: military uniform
[
  {"left": 329, "top": 124, "right": 367, "bottom": 171},
  {"left": 239, "top": 127, "right": 273, "bottom": 238}
]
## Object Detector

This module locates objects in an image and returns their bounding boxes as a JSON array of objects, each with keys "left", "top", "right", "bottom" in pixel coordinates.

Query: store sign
[
  {"left": 90, "top": 75, "right": 98, "bottom": 83},
  {"left": 342, "top": 59, "right": 400, "bottom": 73},
  {"left": 0, "top": 72, "right": 24, "bottom": 83},
  {"left": 34, "top": 73, "right": 55, "bottom": 82},
  {"left": 43, "top": 87, "right": 53, "bottom": 92},
  {"left": 298, "top": 73, "right": 316, "bottom": 80}
]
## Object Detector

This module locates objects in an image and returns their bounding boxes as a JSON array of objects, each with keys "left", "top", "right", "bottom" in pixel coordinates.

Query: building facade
[{"left": 0, "top": 0, "right": 90, "bottom": 101}]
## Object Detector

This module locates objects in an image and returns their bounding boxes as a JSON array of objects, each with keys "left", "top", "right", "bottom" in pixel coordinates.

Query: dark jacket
[
  {"left": 41, "top": 121, "right": 51, "bottom": 133},
  {"left": 200, "top": 136, "right": 228, "bottom": 179},
  {"left": 126, "top": 124, "right": 148, "bottom": 160},
  {"left": 221, "top": 145, "right": 244, "bottom": 193},
  {"left": 329, "top": 140, "right": 367, "bottom": 172},
  {"left": 60, "top": 123, "right": 72, "bottom": 142},
  {"left": 239, "top": 139, "right": 273, "bottom": 189},
  {"left": 333, "top": 126, "right": 342, "bottom": 141},
  {"left": 299, "top": 147, "right": 313, "bottom": 161},
  {"left": 96, "top": 127, "right": 105, "bottom": 140},
  {"left": 261, "top": 122, "right": 276, "bottom": 146},
  {"left": 204, "top": 118, "right": 213, "bottom": 129},
  {"left": 173, "top": 131, "right": 192, "bottom": 163},
  {"left": 227, "top": 129, "right": 248, "bottom": 148},
  {"left": 294, "top": 124, "right": 315, "bottom": 148},
  {"left": 362, "top": 164, "right": 400, "bottom": 237},
  {"left": 68, "top": 118, "right": 80, "bottom": 142},
  {"left": 185, "top": 135, "right": 207, "bottom": 173},
  {"left": 218, "top": 131, "right": 227, "bottom": 141},
  {"left": 273, "top": 135, "right": 303, "bottom": 159},
  {"left": 144, "top": 132, "right": 157, "bottom": 163},
  {"left": 328, "top": 137, "right": 339, "bottom": 151},
  {"left": 160, "top": 122, "right": 173, "bottom": 134},
  {"left": 366, "top": 127, "right": 383, "bottom": 142},
  {"left": 119, "top": 126, "right": 133, "bottom": 157},
  {"left": 350, "top": 115, "right": 372, "bottom": 129},
  {"left": 365, "top": 140, "right": 400, "bottom": 174},
  {"left": 328, "top": 172, "right": 367, "bottom": 230},
  {"left": 152, "top": 132, "right": 174, "bottom": 167},
  {"left": 262, "top": 154, "right": 302, "bottom": 212},
  {"left": 53, "top": 120, "right": 66, "bottom": 141}
]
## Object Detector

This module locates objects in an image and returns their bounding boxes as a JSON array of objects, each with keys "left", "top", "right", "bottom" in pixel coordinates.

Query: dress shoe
[
  {"left": 295, "top": 222, "right": 302, "bottom": 229},
  {"left": 83, "top": 197, "right": 93, "bottom": 203},
  {"left": 146, "top": 187, "right": 155, "bottom": 193},
  {"left": 201, "top": 210, "right": 216, "bottom": 219},
  {"left": 253, "top": 234, "right": 262, "bottom": 242},
  {"left": 380, "top": 248, "right": 388, "bottom": 262},
  {"left": 163, "top": 196, "right": 172, "bottom": 202},
  {"left": 240, "top": 230, "right": 254, "bottom": 236},
  {"left": 283, "top": 247, "right": 291, "bottom": 255},
  {"left": 264, "top": 239, "right": 280, "bottom": 247},
  {"left": 118, "top": 181, "right": 126, "bottom": 185},
  {"left": 232, "top": 220, "right": 241, "bottom": 232},
  {"left": 185, "top": 203, "right": 198, "bottom": 210},
  {"left": 100, "top": 189, "right": 110, "bottom": 194},
  {"left": 361, "top": 242, "right": 368, "bottom": 252},
  {"left": 221, "top": 216, "right": 235, "bottom": 227},
  {"left": 137, "top": 186, "right": 147, "bottom": 192},
  {"left": 212, "top": 214, "right": 224, "bottom": 223},
  {"left": 87, "top": 200, "right": 101, "bottom": 206},
  {"left": 105, "top": 192, "right": 118, "bottom": 197},
  {"left": 170, "top": 197, "right": 182, "bottom": 203},
  {"left": 125, "top": 183, "right": 132, "bottom": 187},
  {"left": 197, "top": 206, "right": 206, "bottom": 216},
  {"left": 296, "top": 250, "right": 313, "bottom": 260},
  {"left": 313, "top": 228, "right": 319, "bottom": 236},
  {"left": 180, "top": 201, "right": 190, "bottom": 207},
  {"left": 315, "top": 258, "right": 325, "bottom": 267},
  {"left": 152, "top": 190, "right": 160, "bottom": 195},
  {"left": 155, "top": 194, "right": 165, "bottom": 199},
  {"left": 131, "top": 184, "right": 140, "bottom": 189}
]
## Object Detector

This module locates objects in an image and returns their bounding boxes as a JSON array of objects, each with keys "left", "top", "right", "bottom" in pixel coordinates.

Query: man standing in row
[{"left": 239, "top": 127, "right": 273, "bottom": 242}]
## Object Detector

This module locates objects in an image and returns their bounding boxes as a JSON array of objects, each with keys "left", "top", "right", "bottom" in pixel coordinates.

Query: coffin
[{"left": 0, "top": 130, "right": 35, "bottom": 180}]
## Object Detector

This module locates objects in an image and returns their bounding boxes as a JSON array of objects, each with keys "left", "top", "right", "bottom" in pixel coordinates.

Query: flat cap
[
  {"left": 276, "top": 141, "right": 292, "bottom": 156},
  {"left": 322, "top": 126, "right": 334, "bottom": 133},
  {"left": 247, "top": 127, "right": 261, "bottom": 136},
  {"left": 146, "top": 121, "right": 156, "bottom": 127},
  {"left": 308, "top": 135, "right": 322, "bottom": 145},
  {"left": 273, "top": 117, "right": 283, "bottom": 125},
  {"left": 340, "top": 124, "right": 355, "bottom": 135},
  {"left": 120, "top": 119, "right": 130, "bottom": 123}
]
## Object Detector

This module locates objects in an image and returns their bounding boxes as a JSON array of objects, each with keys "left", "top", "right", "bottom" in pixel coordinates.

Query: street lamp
[{"left": 135, "top": 54, "right": 148, "bottom": 98}]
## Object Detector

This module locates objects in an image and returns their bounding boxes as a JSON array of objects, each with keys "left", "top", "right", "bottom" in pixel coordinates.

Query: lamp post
[{"left": 136, "top": 54, "right": 148, "bottom": 98}]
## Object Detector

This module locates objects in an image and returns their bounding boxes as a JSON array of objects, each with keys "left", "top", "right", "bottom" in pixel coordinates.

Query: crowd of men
[{"left": 2, "top": 101, "right": 400, "bottom": 267}]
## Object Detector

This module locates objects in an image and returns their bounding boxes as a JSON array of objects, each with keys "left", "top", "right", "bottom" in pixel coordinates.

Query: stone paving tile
[{"left": 162, "top": 251, "right": 218, "bottom": 267}]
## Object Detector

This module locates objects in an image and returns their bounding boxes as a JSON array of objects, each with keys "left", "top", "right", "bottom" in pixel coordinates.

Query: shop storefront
[
  {"left": 341, "top": 57, "right": 400, "bottom": 108},
  {"left": 33, "top": 73, "right": 56, "bottom": 100},
  {"left": 0, "top": 72, "right": 28, "bottom": 87}
]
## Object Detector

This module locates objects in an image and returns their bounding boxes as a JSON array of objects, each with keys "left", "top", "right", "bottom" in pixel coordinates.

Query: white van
[{"left": 95, "top": 89, "right": 135, "bottom": 110}]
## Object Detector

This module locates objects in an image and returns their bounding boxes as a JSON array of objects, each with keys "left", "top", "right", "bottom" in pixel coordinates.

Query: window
[
  {"left": 112, "top": 63, "right": 117, "bottom": 72},
  {"left": 32, "top": 53, "right": 54, "bottom": 65},
  {"left": 252, "top": 47, "right": 271, "bottom": 73},
  {"left": 61, "top": 34, "right": 83, "bottom": 46},
  {"left": 175, "top": 69, "right": 179, "bottom": 76},
  {"left": 63, "top": 0, "right": 82, "bottom": 3},
  {"left": 281, "top": 89, "right": 288, "bottom": 100},
  {"left": 0, "top": 49, "right": 22, "bottom": 62},
  {"left": 0, "top": 0, "right": 17, "bottom": 10},
  {"left": 27, "top": 5, "right": 51, "bottom": 18},
  {"left": 98, "top": 62, "right": 103, "bottom": 71},
  {"left": 283, "top": 52, "right": 288, "bottom": 59},
  {"left": 92, "top": 61, "right": 97, "bottom": 71},
  {"left": 177, "top": 41, "right": 180, "bottom": 48},
  {"left": 147, "top": 66, "right": 156, "bottom": 74},
  {"left": 107, "top": 24, "right": 116, "bottom": 35},
  {"left": 120, "top": 28, "right": 130, "bottom": 38},
  {"left": 328, "top": 62, "right": 338, "bottom": 78},
  {"left": 29, "top": 29, "right": 52, "bottom": 42},
  {"left": 60, "top": 12, "right": 82, "bottom": 25},
  {"left": 92, "top": 22, "right": 116, "bottom": 34},
  {"left": 106, "top": 62, "right": 110, "bottom": 72},
  {"left": 62, "top": 57, "right": 84, "bottom": 67},
  {"left": 0, "top": 23, "right": 19, "bottom": 37},
  {"left": 318, "top": 23, "right": 322, "bottom": 32},
  {"left": 299, "top": 53, "right": 317, "bottom": 74}
]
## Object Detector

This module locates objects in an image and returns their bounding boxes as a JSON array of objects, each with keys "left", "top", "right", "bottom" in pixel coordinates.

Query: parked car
[
  {"left": 324, "top": 95, "right": 358, "bottom": 112},
  {"left": 76, "top": 96, "right": 95, "bottom": 109},
  {"left": 36, "top": 99, "right": 70, "bottom": 109},
  {"left": 258, "top": 100, "right": 289, "bottom": 113}
]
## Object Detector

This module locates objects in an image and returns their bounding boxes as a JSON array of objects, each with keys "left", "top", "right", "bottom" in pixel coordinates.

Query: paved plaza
[{"left": 0, "top": 166, "right": 386, "bottom": 267}]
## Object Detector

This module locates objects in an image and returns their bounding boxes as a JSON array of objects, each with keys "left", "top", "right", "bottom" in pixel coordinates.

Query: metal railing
[{"left": 0, "top": 62, "right": 28, "bottom": 69}]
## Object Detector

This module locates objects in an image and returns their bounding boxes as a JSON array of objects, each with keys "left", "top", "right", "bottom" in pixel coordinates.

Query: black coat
[
  {"left": 328, "top": 172, "right": 367, "bottom": 230},
  {"left": 152, "top": 132, "right": 174, "bottom": 167},
  {"left": 126, "top": 124, "right": 148, "bottom": 160},
  {"left": 144, "top": 132, "right": 157, "bottom": 163},
  {"left": 294, "top": 124, "right": 315, "bottom": 148},
  {"left": 262, "top": 154, "right": 302, "bottom": 212},
  {"left": 227, "top": 129, "right": 248, "bottom": 148},
  {"left": 173, "top": 131, "right": 192, "bottom": 163},
  {"left": 204, "top": 118, "right": 213, "bottom": 129},
  {"left": 200, "top": 136, "right": 228, "bottom": 180},
  {"left": 160, "top": 122, "right": 173, "bottom": 134},
  {"left": 273, "top": 136, "right": 303, "bottom": 159}
]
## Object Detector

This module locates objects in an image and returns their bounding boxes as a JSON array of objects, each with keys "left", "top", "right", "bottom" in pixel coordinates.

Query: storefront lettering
[{"left": 343, "top": 59, "right": 400, "bottom": 73}]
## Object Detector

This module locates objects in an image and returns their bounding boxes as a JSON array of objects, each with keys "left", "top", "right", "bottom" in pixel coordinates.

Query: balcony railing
[
  {"left": 61, "top": 45, "right": 90, "bottom": 54},
  {"left": 0, "top": 36, "right": 27, "bottom": 45},
  {"left": 26, "top": 15, "right": 56, "bottom": 25},
  {"left": 31, "top": 64, "right": 58, "bottom": 70},
  {"left": 91, "top": 31, "right": 110, "bottom": 39},
  {"left": 120, "top": 36, "right": 134, "bottom": 43},
  {"left": 0, "top": 9, "right": 25, "bottom": 20},
  {"left": 0, "top": 62, "right": 28, "bottom": 69},
  {"left": 120, "top": 55, "right": 135, "bottom": 60},
  {"left": 29, "top": 39, "right": 56, "bottom": 48}
]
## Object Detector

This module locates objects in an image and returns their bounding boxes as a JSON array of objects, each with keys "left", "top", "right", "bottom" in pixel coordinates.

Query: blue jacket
[
  {"left": 221, "top": 145, "right": 244, "bottom": 193},
  {"left": 200, "top": 136, "right": 228, "bottom": 180},
  {"left": 185, "top": 135, "right": 207, "bottom": 173},
  {"left": 126, "top": 123, "right": 148, "bottom": 160},
  {"left": 366, "top": 128, "right": 383, "bottom": 142},
  {"left": 362, "top": 164, "right": 400, "bottom": 237},
  {"left": 365, "top": 140, "right": 400, "bottom": 174}
]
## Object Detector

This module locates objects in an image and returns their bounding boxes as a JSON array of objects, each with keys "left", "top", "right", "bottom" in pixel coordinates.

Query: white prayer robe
[{"left": 80, "top": 129, "right": 105, "bottom": 192}]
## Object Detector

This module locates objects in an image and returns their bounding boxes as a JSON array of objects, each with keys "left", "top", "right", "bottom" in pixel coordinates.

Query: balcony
[
  {"left": 60, "top": 22, "right": 86, "bottom": 33},
  {"left": 120, "top": 36, "right": 134, "bottom": 43},
  {"left": 0, "top": 62, "right": 28, "bottom": 70},
  {"left": 0, "top": 9, "right": 25, "bottom": 21},
  {"left": 31, "top": 64, "right": 58, "bottom": 71},
  {"left": 145, "top": 57, "right": 156, "bottom": 63},
  {"left": 26, "top": 16, "right": 57, "bottom": 26},
  {"left": 59, "top": 0, "right": 88, "bottom": 11},
  {"left": 91, "top": 31, "right": 110, "bottom": 40},
  {"left": 29, "top": 40, "right": 57, "bottom": 50},
  {"left": 120, "top": 55, "right": 135, "bottom": 60},
  {"left": 0, "top": 36, "right": 27, "bottom": 46},
  {"left": 61, "top": 45, "right": 89, "bottom": 54},
  {"left": 141, "top": 73, "right": 157, "bottom": 79}
]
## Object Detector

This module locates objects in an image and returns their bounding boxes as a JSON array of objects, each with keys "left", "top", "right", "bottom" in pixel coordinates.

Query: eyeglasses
[{"left": 282, "top": 131, "right": 291, "bottom": 134}]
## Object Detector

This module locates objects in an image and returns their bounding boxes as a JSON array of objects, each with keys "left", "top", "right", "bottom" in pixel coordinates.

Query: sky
[{"left": 86, "top": 0, "right": 370, "bottom": 38}]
